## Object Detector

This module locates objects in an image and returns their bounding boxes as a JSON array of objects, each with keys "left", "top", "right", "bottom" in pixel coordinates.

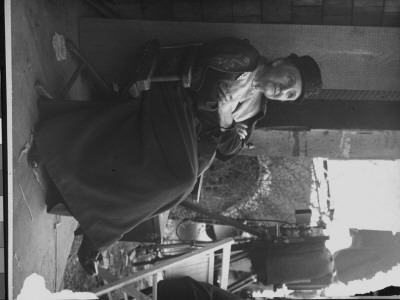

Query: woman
[{"left": 30, "top": 37, "right": 322, "bottom": 275}]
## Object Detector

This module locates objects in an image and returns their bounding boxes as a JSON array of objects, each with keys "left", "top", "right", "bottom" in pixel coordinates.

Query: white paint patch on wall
[
  {"left": 328, "top": 159, "right": 400, "bottom": 233},
  {"left": 324, "top": 263, "right": 400, "bottom": 297},
  {"left": 311, "top": 159, "right": 400, "bottom": 296},
  {"left": 338, "top": 132, "right": 351, "bottom": 159},
  {"left": 16, "top": 273, "right": 98, "bottom": 300}
]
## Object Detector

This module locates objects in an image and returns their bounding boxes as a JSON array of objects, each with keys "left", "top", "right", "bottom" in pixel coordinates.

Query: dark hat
[{"left": 286, "top": 54, "right": 323, "bottom": 102}]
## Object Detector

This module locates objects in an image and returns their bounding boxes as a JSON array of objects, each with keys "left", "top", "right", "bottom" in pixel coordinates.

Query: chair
[
  {"left": 93, "top": 237, "right": 234, "bottom": 300},
  {"left": 61, "top": 38, "right": 202, "bottom": 100}
]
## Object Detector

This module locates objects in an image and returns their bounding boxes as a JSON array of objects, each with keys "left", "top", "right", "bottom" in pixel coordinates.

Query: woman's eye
[{"left": 287, "top": 92, "right": 295, "bottom": 99}]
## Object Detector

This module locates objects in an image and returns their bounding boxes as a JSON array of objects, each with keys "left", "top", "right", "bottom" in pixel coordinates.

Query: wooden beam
[
  {"left": 384, "top": 0, "right": 400, "bottom": 12},
  {"left": 354, "top": 0, "right": 384, "bottom": 7},
  {"left": 242, "top": 129, "right": 400, "bottom": 159},
  {"left": 352, "top": 6, "right": 383, "bottom": 26},
  {"left": 79, "top": 19, "right": 400, "bottom": 91},
  {"left": 323, "top": 0, "right": 352, "bottom": 16},
  {"left": 203, "top": 0, "right": 233, "bottom": 23},
  {"left": 142, "top": 0, "right": 173, "bottom": 20},
  {"left": 260, "top": 99, "right": 400, "bottom": 130},
  {"left": 261, "top": 0, "right": 292, "bottom": 23},
  {"left": 293, "top": 6, "right": 323, "bottom": 24},
  {"left": 293, "top": 0, "right": 323, "bottom": 6},
  {"left": 173, "top": 1, "right": 203, "bottom": 22},
  {"left": 232, "top": 0, "right": 262, "bottom": 23},
  {"left": 383, "top": 12, "right": 400, "bottom": 26},
  {"left": 309, "top": 89, "right": 400, "bottom": 101},
  {"left": 323, "top": 15, "right": 352, "bottom": 25}
]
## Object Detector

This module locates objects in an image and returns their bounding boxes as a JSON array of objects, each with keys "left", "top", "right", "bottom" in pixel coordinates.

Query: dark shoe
[
  {"left": 27, "top": 140, "right": 41, "bottom": 169},
  {"left": 78, "top": 235, "right": 103, "bottom": 276}
]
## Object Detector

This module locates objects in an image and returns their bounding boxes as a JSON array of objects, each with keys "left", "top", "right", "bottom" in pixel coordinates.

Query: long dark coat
[
  {"left": 34, "top": 37, "right": 260, "bottom": 250},
  {"left": 35, "top": 83, "right": 198, "bottom": 250}
]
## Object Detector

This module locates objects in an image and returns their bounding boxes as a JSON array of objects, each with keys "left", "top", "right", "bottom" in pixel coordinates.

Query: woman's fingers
[
  {"left": 235, "top": 122, "right": 248, "bottom": 139},
  {"left": 237, "top": 129, "right": 246, "bottom": 139},
  {"left": 217, "top": 83, "right": 232, "bottom": 102},
  {"left": 236, "top": 123, "right": 248, "bottom": 130}
]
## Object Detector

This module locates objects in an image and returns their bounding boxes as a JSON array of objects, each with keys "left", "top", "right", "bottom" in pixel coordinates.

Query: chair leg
[
  {"left": 59, "top": 62, "right": 85, "bottom": 100},
  {"left": 65, "top": 39, "right": 114, "bottom": 96}
]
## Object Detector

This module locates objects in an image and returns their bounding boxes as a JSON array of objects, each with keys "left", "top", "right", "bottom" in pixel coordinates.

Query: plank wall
[{"left": 104, "top": 0, "right": 399, "bottom": 27}]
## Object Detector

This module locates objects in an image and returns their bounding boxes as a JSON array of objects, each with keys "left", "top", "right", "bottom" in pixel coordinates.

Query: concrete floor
[{"left": 10, "top": 0, "right": 96, "bottom": 297}]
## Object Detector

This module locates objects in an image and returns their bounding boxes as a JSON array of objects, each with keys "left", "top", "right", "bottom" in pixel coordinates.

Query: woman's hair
[{"left": 285, "top": 54, "right": 323, "bottom": 104}]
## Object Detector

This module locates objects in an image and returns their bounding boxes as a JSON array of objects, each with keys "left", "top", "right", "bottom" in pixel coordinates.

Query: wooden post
[{"left": 219, "top": 244, "right": 232, "bottom": 290}]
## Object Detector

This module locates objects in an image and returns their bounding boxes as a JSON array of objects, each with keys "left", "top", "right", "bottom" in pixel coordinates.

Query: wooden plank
[
  {"left": 142, "top": 0, "right": 173, "bottom": 20},
  {"left": 98, "top": 268, "right": 151, "bottom": 300},
  {"left": 383, "top": 12, "right": 400, "bottom": 26},
  {"left": 242, "top": 129, "right": 400, "bottom": 159},
  {"left": 203, "top": 0, "right": 233, "bottom": 22},
  {"left": 261, "top": 0, "right": 292, "bottom": 23},
  {"left": 310, "top": 89, "right": 400, "bottom": 101},
  {"left": 219, "top": 245, "right": 231, "bottom": 290},
  {"left": 173, "top": 1, "right": 203, "bottom": 22},
  {"left": 111, "top": 0, "right": 139, "bottom": 3},
  {"left": 0, "top": 222, "right": 3, "bottom": 247},
  {"left": 353, "top": 6, "right": 383, "bottom": 26},
  {"left": 164, "top": 255, "right": 210, "bottom": 282},
  {"left": 323, "top": 15, "right": 352, "bottom": 25},
  {"left": 152, "top": 273, "right": 160, "bottom": 300},
  {"left": 260, "top": 99, "right": 400, "bottom": 130},
  {"left": 232, "top": 16, "right": 261, "bottom": 23},
  {"left": 293, "top": 0, "right": 323, "bottom": 6},
  {"left": 293, "top": 6, "right": 322, "bottom": 24},
  {"left": 233, "top": 16, "right": 262, "bottom": 23},
  {"left": 0, "top": 274, "right": 4, "bottom": 300},
  {"left": 354, "top": 0, "right": 384, "bottom": 7},
  {"left": 233, "top": 0, "right": 261, "bottom": 23},
  {"left": 0, "top": 249, "right": 3, "bottom": 273},
  {"left": 384, "top": 0, "right": 400, "bottom": 13},
  {"left": 93, "top": 238, "right": 234, "bottom": 296},
  {"left": 111, "top": 3, "right": 143, "bottom": 19},
  {"left": 0, "top": 222, "right": 3, "bottom": 250},
  {"left": 323, "top": 0, "right": 352, "bottom": 16},
  {"left": 79, "top": 19, "right": 400, "bottom": 91},
  {"left": 207, "top": 251, "right": 215, "bottom": 284}
]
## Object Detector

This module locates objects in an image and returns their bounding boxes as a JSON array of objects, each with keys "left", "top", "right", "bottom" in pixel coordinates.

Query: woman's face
[{"left": 254, "top": 60, "right": 303, "bottom": 101}]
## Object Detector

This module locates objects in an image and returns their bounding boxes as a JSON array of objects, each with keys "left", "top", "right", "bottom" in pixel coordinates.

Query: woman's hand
[
  {"left": 217, "top": 82, "right": 235, "bottom": 130},
  {"left": 217, "top": 82, "right": 233, "bottom": 106},
  {"left": 216, "top": 83, "right": 248, "bottom": 139}
]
